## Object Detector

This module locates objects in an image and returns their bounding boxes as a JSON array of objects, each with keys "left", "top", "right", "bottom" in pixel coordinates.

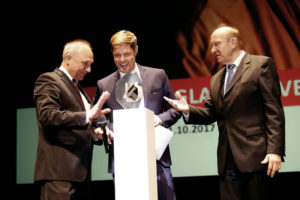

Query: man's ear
[
  {"left": 67, "top": 54, "right": 72, "bottom": 60},
  {"left": 65, "top": 53, "right": 72, "bottom": 66},
  {"left": 65, "top": 53, "right": 72, "bottom": 62},
  {"left": 231, "top": 37, "right": 238, "bottom": 48},
  {"left": 135, "top": 45, "right": 139, "bottom": 56}
]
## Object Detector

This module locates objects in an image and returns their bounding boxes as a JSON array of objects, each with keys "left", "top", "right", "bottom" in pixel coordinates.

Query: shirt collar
[
  {"left": 59, "top": 65, "right": 73, "bottom": 81},
  {"left": 232, "top": 50, "right": 245, "bottom": 67},
  {"left": 119, "top": 63, "right": 141, "bottom": 79}
]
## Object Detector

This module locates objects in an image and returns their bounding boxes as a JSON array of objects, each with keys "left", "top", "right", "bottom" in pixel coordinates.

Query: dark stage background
[{"left": 11, "top": 0, "right": 299, "bottom": 199}]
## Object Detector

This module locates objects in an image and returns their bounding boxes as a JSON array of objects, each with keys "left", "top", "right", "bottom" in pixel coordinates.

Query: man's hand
[
  {"left": 154, "top": 115, "right": 163, "bottom": 127},
  {"left": 163, "top": 91, "right": 190, "bottom": 115},
  {"left": 94, "top": 126, "right": 114, "bottom": 145},
  {"left": 89, "top": 91, "right": 111, "bottom": 121},
  {"left": 261, "top": 153, "right": 282, "bottom": 178},
  {"left": 94, "top": 127, "right": 104, "bottom": 140}
]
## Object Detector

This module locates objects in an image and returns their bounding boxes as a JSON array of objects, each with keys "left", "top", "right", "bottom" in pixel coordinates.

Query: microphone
[{"left": 92, "top": 119, "right": 109, "bottom": 153}]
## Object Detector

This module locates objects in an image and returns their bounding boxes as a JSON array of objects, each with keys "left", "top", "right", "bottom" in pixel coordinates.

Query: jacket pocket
[
  {"left": 151, "top": 88, "right": 162, "bottom": 95},
  {"left": 246, "top": 126, "right": 264, "bottom": 136}
]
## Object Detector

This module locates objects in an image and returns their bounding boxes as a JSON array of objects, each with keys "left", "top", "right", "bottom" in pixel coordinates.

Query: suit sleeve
[
  {"left": 258, "top": 58, "right": 285, "bottom": 156},
  {"left": 34, "top": 73, "right": 87, "bottom": 127},
  {"left": 94, "top": 80, "right": 110, "bottom": 124},
  {"left": 186, "top": 86, "right": 217, "bottom": 125},
  {"left": 157, "top": 70, "right": 182, "bottom": 128},
  {"left": 94, "top": 81, "right": 102, "bottom": 105}
]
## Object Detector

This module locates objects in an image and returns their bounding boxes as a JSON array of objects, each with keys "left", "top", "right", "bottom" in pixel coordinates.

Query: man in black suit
[
  {"left": 164, "top": 24, "right": 285, "bottom": 200},
  {"left": 34, "top": 39, "right": 111, "bottom": 200}
]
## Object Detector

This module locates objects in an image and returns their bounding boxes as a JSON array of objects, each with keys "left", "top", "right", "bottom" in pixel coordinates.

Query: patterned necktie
[
  {"left": 225, "top": 64, "right": 235, "bottom": 92},
  {"left": 72, "top": 79, "right": 85, "bottom": 108}
]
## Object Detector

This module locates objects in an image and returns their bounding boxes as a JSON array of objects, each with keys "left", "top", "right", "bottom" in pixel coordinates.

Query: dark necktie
[
  {"left": 72, "top": 79, "right": 85, "bottom": 108},
  {"left": 225, "top": 64, "right": 235, "bottom": 92}
]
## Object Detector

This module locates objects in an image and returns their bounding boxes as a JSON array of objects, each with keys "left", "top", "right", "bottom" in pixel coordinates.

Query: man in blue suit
[{"left": 94, "top": 30, "right": 181, "bottom": 200}]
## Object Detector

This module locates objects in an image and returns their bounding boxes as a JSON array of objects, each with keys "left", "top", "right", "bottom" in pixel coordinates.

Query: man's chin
[
  {"left": 119, "top": 66, "right": 128, "bottom": 73},
  {"left": 216, "top": 57, "right": 225, "bottom": 64}
]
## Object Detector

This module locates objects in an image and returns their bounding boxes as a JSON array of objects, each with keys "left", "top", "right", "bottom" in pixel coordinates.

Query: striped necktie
[{"left": 225, "top": 64, "right": 235, "bottom": 92}]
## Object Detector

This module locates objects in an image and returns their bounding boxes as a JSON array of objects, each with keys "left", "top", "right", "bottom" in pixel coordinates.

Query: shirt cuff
[
  {"left": 86, "top": 109, "right": 90, "bottom": 124},
  {"left": 182, "top": 112, "right": 190, "bottom": 121}
]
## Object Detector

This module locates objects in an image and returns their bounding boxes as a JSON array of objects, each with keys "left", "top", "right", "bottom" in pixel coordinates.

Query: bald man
[
  {"left": 33, "top": 39, "right": 111, "bottom": 200},
  {"left": 164, "top": 24, "right": 285, "bottom": 200}
]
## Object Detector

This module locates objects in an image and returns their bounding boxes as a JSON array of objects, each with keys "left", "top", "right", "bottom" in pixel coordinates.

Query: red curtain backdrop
[{"left": 177, "top": 0, "right": 300, "bottom": 77}]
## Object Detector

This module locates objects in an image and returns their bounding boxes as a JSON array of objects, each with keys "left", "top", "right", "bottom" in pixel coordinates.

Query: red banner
[
  {"left": 277, "top": 69, "right": 300, "bottom": 106},
  {"left": 170, "top": 68, "right": 300, "bottom": 107},
  {"left": 85, "top": 68, "right": 300, "bottom": 107}
]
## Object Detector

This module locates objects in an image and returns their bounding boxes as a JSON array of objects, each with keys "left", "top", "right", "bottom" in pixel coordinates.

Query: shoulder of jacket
[
  {"left": 36, "top": 69, "right": 59, "bottom": 81},
  {"left": 247, "top": 54, "right": 272, "bottom": 62},
  {"left": 97, "top": 70, "right": 118, "bottom": 85}
]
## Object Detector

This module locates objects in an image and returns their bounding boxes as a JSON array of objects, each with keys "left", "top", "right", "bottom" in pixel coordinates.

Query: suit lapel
[
  {"left": 212, "top": 67, "right": 226, "bottom": 98},
  {"left": 54, "top": 68, "right": 86, "bottom": 110},
  {"left": 225, "top": 53, "right": 251, "bottom": 95},
  {"left": 111, "top": 71, "right": 124, "bottom": 109},
  {"left": 77, "top": 82, "right": 92, "bottom": 104},
  {"left": 220, "top": 69, "right": 226, "bottom": 98},
  {"left": 138, "top": 65, "right": 148, "bottom": 108}
]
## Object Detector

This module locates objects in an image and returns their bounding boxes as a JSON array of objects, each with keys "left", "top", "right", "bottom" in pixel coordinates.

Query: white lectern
[{"left": 113, "top": 108, "right": 158, "bottom": 200}]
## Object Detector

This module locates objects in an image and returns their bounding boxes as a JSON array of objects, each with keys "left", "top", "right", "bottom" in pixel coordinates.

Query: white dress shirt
[
  {"left": 223, "top": 50, "right": 245, "bottom": 93},
  {"left": 59, "top": 66, "right": 91, "bottom": 123}
]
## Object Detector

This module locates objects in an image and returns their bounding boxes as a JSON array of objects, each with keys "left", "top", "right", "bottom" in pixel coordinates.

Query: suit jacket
[
  {"left": 186, "top": 53, "right": 285, "bottom": 174},
  {"left": 33, "top": 68, "right": 99, "bottom": 182},
  {"left": 94, "top": 64, "right": 181, "bottom": 173}
]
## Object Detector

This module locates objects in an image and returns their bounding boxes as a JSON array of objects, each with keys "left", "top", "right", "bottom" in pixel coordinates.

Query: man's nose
[
  {"left": 120, "top": 55, "right": 126, "bottom": 62},
  {"left": 86, "top": 66, "right": 91, "bottom": 73},
  {"left": 211, "top": 46, "right": 216, "bottom": 53}
]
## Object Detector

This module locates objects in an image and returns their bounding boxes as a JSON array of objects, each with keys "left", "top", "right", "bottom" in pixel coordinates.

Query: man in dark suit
[
  {"left": 94, "top": 30, "right": 181, "bottom": 200},
  {"left": 33, "top": 39, "right": 111, "bottom": 200},
  {"left": 164, "top": 24, "right": 285, "bottom": 200}
]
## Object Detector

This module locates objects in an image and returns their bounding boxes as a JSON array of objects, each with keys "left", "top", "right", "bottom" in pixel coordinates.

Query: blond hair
[{"left": 110, "top": 30, "right": 137, "bottom": 51}]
